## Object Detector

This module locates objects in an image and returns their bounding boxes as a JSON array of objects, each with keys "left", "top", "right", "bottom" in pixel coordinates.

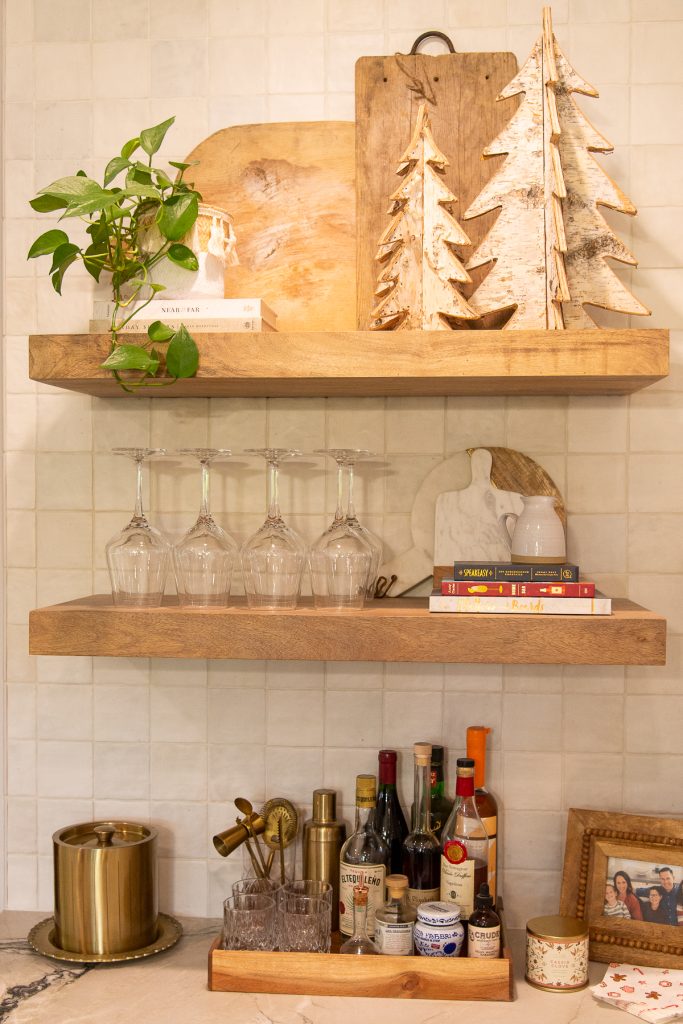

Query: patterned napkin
[{"left": 592, "top": 963, "right": 683, "bottom": 1023}]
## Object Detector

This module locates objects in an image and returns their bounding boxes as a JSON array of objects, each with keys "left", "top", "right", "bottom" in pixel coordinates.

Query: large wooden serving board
[
  {"left": 186, "top": 122, "right": 356, "bottom": 332},
  {"left": 356, "top": 50, "right": 519, "bottom": 328}
]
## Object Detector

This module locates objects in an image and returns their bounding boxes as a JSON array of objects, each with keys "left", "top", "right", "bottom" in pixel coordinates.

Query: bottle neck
[
  {"left": 378, "top": 757, "right": 397, "bottom": 786},
  {"left": 466, "top": 730, "right": 488, "bottom": 790},
  {"left": 352, "top": 896, "right": 371, "bottom": 940},
  {"left": 355, "top": 803, "right": 376, "bottom": 833},
  {"left": 455, "top": 773, "right": 475, "bottom": 800},
  {"left": 430, "top": 764, "right": 445, "bottom": 798},
  {"left": 414, "top": 760, "right": 432, "bottom": 833}
]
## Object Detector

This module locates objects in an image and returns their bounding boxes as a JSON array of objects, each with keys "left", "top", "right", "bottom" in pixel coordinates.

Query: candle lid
[{"left": 416, "top": 901, "right": 461, "bottom": 926}]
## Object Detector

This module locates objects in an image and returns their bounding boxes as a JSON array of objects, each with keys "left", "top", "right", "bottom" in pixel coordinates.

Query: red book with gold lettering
[{"left": 440, "top": 580, "right": 595, "bottom": 597}]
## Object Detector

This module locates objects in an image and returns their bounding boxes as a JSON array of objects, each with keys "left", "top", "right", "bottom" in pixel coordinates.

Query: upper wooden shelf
[
  {"left": 28, "top": 328, "right": 669, "bottom": 398},
  {"left": 28, "top": 596, "right": 666, "bottom": 665}
]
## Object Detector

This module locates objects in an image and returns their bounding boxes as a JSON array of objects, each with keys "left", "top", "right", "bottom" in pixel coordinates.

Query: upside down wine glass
[
  {"left": 241, "top": 448, "right": 307, "bottom": 609},
  {"left": 309, "top": 449, "right": 373, "bottom": 610},
  {"left": 344, "top": 452, "right": 383, "bottom": 597},
  {"left": 173, "top": 448, "right": 238, "bottom": 606},
  {"left": 105, "top": 448, "right": 170, "bottom": 606}
]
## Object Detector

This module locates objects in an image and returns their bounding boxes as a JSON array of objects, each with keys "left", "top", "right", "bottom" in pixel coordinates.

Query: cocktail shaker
[{"left": 302, "top": 789, "right": 346, "bottom": 931}]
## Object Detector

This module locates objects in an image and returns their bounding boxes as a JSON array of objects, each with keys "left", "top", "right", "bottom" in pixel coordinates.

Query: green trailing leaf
[
  {"left": 30, "top": 194, "right": 68, "bottom": 213},
  {"left": 120, "top": 136, "right": 140, "bottom": 160},
  {"left": 104, "top": 156, "right": 130, "bottom": 186},
  {"left": 147, "top": 320, "right": 175, "bottom": 342},
  {"left": 165, "top": 325, "right": 199, "bottom": 379},
  {"left": 169, "top": 160, "right": 197, "bottom": 171},
  {"left": 121, "top": 183, "right": 163, "bottom": 201},
  {"left": 82, "top": 241, "right": 108, "bottom": 281},
  {"left": 62, "top": 192, "right": 121, "bottom": 218},
  {"left": 154, "top": 169, "right": 172, "bottom": 189},
  {"left": 27, "top": 229, "right": 69, "bottom": 259},
  {"left": 50, "top": 249, "right": 80, "bottom": 293},
  {"left": 167, "top": 243, "right": 199, "bottom": 271},
  {"left": 140, "top": 116, "right": 175, "bottom": 158},
  {"left": 49, "top": 242, "right": 81, "bottom": 275},
  {"left": 157, "top": 192, "right": 199, "bottom": 241},
  {"left": 37, "top": 175, "right": 104, "bottom": 201},
  {"left": 101, "top": 344, "right": 159, "bottom": 373}
]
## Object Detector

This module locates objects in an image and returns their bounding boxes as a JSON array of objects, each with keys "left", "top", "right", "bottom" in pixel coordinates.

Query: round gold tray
[{"left": 27, "top": 912, "right": 182, "bottom": 964}]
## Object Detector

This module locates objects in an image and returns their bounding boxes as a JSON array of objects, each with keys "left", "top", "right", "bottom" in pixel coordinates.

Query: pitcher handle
[{"left": 500, "top": 511, "right": 518, "bottom": 543}]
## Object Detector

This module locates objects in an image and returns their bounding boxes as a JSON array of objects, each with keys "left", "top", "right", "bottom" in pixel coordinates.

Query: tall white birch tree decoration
[
  {"left": 464, "top": 6, "right": 649, "bottom": 329},
  {"left": 370, "top": 103, "right": 478, "bottom": 330}
]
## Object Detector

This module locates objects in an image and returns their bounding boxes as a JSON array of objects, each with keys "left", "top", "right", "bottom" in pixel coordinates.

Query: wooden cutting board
[
  {"left": 355, "top": 49, "right": 519, "bottom": 328},
  {"left": 379, "top": 447, "right": 564, "bottom": 596},
  {"left": 185, "top": 122, "right": 356, "bottom": 332}
]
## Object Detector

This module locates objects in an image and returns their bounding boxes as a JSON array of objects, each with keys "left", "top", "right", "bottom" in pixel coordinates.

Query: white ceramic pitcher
[{"left": 501, "top": 495, "right": 566, "bottom": 564}]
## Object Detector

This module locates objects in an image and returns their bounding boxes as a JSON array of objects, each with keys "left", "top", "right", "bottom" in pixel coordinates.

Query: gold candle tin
[
  {"left": 53, "top": 821, "right": 158, "bottom": 955},
  {"left": 525, "top": 914, "right": 589, "bottom": 992}
]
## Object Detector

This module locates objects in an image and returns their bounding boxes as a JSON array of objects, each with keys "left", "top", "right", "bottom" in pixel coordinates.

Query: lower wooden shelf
[
  {"left": 208, "top": 923, "right": 514, "bottom": 1001},
  {"left": 28, "top": 596, "right": 666, "bottom": 665}
]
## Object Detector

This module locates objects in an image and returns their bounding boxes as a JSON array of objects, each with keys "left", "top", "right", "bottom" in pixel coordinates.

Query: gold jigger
[{"left": 213, "top": 814, "right": 265, "bottom": 857}]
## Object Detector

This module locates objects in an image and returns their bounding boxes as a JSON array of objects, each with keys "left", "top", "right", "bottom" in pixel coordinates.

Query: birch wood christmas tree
[
  {"left": 464, "top": 7, "right": 649, "bottom": 329},
  {"left": 369, "top": 104, "right": 478, "bottom": 330}
]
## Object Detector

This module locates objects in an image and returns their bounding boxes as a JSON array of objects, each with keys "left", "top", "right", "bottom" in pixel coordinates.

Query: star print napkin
[{"left": 592, "top": 963, "right": 683, "bottom": 1023}]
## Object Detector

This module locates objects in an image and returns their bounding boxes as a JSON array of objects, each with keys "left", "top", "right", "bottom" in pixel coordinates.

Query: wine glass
[
  {"left": 241, "top": 448, "right": 307, "bottom": 609},
  {"left": 309, "top": 449, "right": 373, "bottom": 610},
  {"left": 172, "top": 448, "right": 238, "bottom": 606},
  {"left": 105, "top": 448, "right": 170, "bottom": 607},
  {"left": 344, "top": 453, "right": 383, "bottom": 598}
]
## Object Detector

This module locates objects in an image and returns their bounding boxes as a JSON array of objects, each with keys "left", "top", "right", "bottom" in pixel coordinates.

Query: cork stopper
[
  {"left": 456, "top": 756, "right": 475, "bottom": 778},
  {"left": 414, "top": 742, "right": 432, "bottom": 766},
  {"left": 386, "top": 874, "right": 409, "bottom": 898},
  {"left": 353, "top": 883, "right": 369, "bottom": 906},
  {"left": 355, "top": 774, "right": 377, "bottom": 808}
]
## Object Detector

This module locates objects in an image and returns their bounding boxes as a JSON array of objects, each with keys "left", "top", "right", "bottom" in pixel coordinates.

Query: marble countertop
[{"left": 0, "top": 912, "right": 620, "bottom": 1024}]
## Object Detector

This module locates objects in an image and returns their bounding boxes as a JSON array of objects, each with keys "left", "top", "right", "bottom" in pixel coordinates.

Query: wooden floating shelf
[
  {"left": 208, "top": 921, "right": 513, "bottom": 1001},
  {"left": 28, "top": 596, "right": 666, "bottom": 665},
  {"left": 28, "top": 328, "right": 668, "bottom": 398}
]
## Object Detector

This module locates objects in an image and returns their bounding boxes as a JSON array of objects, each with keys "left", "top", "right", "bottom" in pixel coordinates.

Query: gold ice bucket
[{"left": 53, "top": 821, "right": 158, "bottom": 955}]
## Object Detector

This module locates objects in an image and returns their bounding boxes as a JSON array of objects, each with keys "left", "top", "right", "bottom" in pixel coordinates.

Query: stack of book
[
  {"left": 430, "top": 561, "right": 611, "bottom": 616},
  {"left": 89, "top": 298, "right": 278, "bottom": 334}
]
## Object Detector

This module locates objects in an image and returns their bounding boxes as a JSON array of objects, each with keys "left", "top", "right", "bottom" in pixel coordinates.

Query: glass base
[
  {"left": 111, "top": 591, "right": 165, "bottom": 608},
  {"left": 177, "top": 592, "right": 230, "bottom": 607},
  {"left": 245, "top": 591, "right": 299, "bottom": 610}
]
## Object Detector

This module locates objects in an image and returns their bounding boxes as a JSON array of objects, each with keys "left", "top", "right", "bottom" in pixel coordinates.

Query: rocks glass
[
  {"left": 278, "top": 894, "right": 331, "bottom": 953},
  {"left": 105, "top": 448, "right": 170, "bottom": 607},
  {"left": 241, "top": 448, "right": 307, "bottom": 608},
  {"left": 173, "top": 449, "right": 238, "bottom": 606},
  {"left": 222, "top": 893, "right": 277, "bottom": 951}
]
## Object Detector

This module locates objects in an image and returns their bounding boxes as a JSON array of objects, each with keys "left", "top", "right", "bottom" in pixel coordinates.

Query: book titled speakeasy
[
  {"left": 441, "top": 580, "right": 595, "bottom": 598},
  {"left": 452, "top": 561, "right": 580, "bottom": 583},
  {"left": 429, "top": 589, "right": 611, "bottom": 616}
]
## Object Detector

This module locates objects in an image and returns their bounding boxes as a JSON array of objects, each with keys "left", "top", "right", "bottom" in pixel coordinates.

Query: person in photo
[
  {"left": 614, "top": 869, "right": 643, "bottom": 921},
  {"left": 641, "top": 886, "right": 669, "bottom": 924},
  {"left": 604, "top": 882, "right": 631, "bottom": 918},
  {"left": 636, "top": 867, "right": 679, "bottom": 927}
]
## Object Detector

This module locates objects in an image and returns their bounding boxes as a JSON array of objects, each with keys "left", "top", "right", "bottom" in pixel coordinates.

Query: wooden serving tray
[{"left": 208, "top": 909, "right": 513, "bottom": 1001}]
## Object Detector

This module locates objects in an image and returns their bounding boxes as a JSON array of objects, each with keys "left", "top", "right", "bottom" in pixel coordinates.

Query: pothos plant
[{"left": 27, "top": 116, "right": 201, "bottom": 391}]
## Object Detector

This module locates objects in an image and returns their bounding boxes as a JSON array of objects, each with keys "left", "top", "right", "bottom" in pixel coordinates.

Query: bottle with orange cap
[{"left": 466, "top": 726, "right": 498, "bottom": 904}]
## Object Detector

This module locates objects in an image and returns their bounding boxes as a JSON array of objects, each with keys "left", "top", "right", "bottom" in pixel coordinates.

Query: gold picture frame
[{"left": 560, "top": 808, "right": 683, "bottom": 968}]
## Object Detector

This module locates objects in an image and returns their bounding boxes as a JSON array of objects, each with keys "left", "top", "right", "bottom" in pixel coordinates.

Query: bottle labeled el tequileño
[
  {"left": 440, "top": 757, "right": 489, "bottom": 920},
  {"left": 339, "top": 774, "right": 388, "bottom": 938},
  {"left": 466, "top": 725, "right": 498, "bottom": 902}
]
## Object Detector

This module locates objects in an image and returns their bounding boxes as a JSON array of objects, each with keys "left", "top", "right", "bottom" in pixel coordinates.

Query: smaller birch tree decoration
[{"left": 369, "top": 103, "right": 478, "bottom": 330}]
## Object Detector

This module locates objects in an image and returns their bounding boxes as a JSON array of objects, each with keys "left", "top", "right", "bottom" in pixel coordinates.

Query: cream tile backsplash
[{"left": 2, "top": 0, "right": 681, "bottom": 925}]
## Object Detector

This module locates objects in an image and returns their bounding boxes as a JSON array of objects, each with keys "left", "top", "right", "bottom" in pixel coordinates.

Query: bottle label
[
  {"left": 375, "top": 919, "right": 414, "bottom": 955},
  {"left": 339, "top": 861, "right": 385, "bottom": 937},
  {"left": 406, "top": 886, "right": 440, "bottom": 910},
  {"left": 481, "top": 826, "right": 497, "bottom": 902},
  {"left": 468, "top": 923, "right": 500, "bottom": 959},
  {"left": 440, "top": 854, "right": 475, "bottom": 918}
]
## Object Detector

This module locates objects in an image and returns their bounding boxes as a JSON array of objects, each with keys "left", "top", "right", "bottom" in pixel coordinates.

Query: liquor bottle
[
  {"left": 339, "top": 774, "right": 389, "bottom": 938},
  {"left": 467, "top": 882, "right": 500, "bottom": 959},
  {"left": 440, "top": 757, "right": 489, "bottom": 920},
  {"left": 412, "top": 743, "right": 454, "bottom": 839},
  {"left": 373, "top": 750, "right": 409, "bottom": 875},
  {"left": 375, "top": 874, "right": 416, "bottom": 955},
  {"left": 402, "top": 742, "right": 441, "bottom": 910},
  {"left": 339, "top": 884, "right": 379, "bottom": 955},
  {"left": 466, "top": 725, "right": 498, "bottom": 903}
]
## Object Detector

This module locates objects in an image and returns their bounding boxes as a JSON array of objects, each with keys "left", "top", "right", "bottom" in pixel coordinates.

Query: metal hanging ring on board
[{"left": 410, "top": 31, "right": 456, "bottom": 54}]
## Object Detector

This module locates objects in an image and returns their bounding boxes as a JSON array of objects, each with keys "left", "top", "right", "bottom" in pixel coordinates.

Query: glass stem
[
  {"left": 334, "top": 462, "right": 346, "bottom": 524},
  {"left": 266, "top": 459, "right": 280, "bottom": 522},
  {"left": 200, "top": 459, "right": 210, "bottom": 518},
  {"left": 347, "top": 463, "right": 357, "bottom": 520},
  {"left": 134, "top": 457, "right": 145, "bottom": 520}
]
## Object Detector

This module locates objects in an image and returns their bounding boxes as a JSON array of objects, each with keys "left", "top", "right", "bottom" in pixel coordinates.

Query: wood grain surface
[
  {"left": 356, "top": 50, "right": 519, "bottom": 328},
  {"left": 28, "top": 328, "right": 669, "bottom": 398},
  {"left": 185, "top": 122, "right": 356, "bottom": 331},
  {"left": 28, "top": 596, "right": 666, "bottom": 665}
]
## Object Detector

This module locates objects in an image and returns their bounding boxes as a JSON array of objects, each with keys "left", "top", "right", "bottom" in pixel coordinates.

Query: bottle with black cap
[{"left": 467, "top": 882, "right": 500, "bottom": 959}]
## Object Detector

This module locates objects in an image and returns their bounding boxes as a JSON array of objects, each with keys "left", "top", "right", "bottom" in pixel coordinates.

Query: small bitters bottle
[
  {"left": 467, "top": 882, "right": 500, "bottom": 959},
  {"left": 375, "top": 874, "right": 416, "bottom": 956},
  {"left": 339, "top": 884, "right": 379, "bottom": 955}
]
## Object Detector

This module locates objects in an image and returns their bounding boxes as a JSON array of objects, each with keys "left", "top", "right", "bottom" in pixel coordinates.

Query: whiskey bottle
[
  {"left": 466, "top": 725, "right": 498, "bottom": 903},
  {"left": 339, "top": 774, "right": 389, "bottom": 937},
  {"left": 440, "top": 757, "right": 489, "bottom": 919},
  {"left": 373, "top": 750, "right": 409, "bottom": 874},
  {"left": 402, "top": 742, "right": 441, "bottom": 910},
  {"left": 339, "top": 883, "right": 379, "bottom": 955},
  {"left": 375, "top": 874, "right": 416, "bottom": 955}
]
